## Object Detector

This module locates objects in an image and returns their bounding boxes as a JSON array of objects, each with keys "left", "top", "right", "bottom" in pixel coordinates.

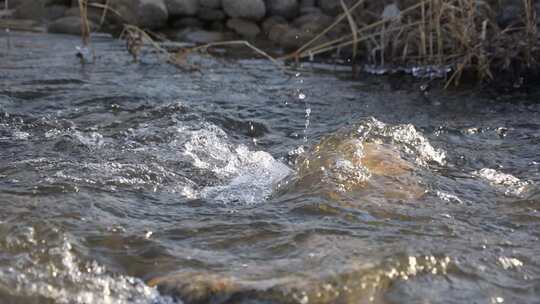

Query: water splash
[
  {"left": 355, "top": 117, "right": 446, "bottom": 166},
  {"left": 0, "top": 229, "right": 176, "bottom": 304},
  {"left": 183, "top": 123, "right": 291, "bottom": 204}
]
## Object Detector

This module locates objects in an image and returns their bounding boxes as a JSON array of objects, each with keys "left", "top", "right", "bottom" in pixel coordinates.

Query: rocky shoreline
[
  {"left": 2, "top": 0, "right": 355, "bottom": 52},
  {"left": 2, "top": 0, "right": 540, "bottom": 87}
]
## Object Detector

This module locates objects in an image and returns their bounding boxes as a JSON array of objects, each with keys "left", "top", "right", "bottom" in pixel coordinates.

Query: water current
[{"left": 0, "top": 32, "right": 539, "bottom": 304}]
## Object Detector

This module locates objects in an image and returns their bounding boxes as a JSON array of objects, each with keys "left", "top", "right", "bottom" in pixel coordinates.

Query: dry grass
[
  {"left": 119, "top": 24, "right": 284, "bottom": 72},
  {"left": 75, "top": 0, "right": 283, "bottom": 71},
  {"left": 286, "top": 0, "right": 539, "bottom": 86},
  {"left": 78, "top": 0, "right": 91, "bottom": 47}
]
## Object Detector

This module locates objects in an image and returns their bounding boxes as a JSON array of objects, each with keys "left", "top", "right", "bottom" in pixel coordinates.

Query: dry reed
[{"left": 287, "top": 0, "right": 539, "bottom": 86}]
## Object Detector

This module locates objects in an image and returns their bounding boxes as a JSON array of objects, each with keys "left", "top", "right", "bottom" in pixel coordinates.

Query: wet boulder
[
  {"left": 288, "top": 138, "right": 424, "bottom": 202},
  {"left": 48, "top": 16, "right": 97, "bottom": 35},
  {"left": 63, "top": 6, "right": 106, "bottom": 24},
  {"left": 300, "top": 0, "right": 316, "bottom": 8},
  {"left": 111, "top": 0, "right": 168, "bottom": 30},
  {"left": 262, "top": 15, "right": 288, "bottom": 35},
  {"left": 197, "top": 7, "right": 226, "bottom": 21},
  {"left": 165, "top": 0, "right": 199, "bottom": 16},
  {"left": 317, "top": 0, "right": 342, "bottom": 16},
  {"left": 222, "top": 0, "right": 266, "bottom": 21},
  {"left": 266, "top": 0, "right": 299, "bottom": 20},
  {"left": 267, "top": 23, "right": 290, "bottom": 45},
  {"left": 278, "top": 118, "right": 446, "bottom": 203},
  {"left": 200, "top": 0, "right": 221, "bottom": 9},
  {"left": 148, "top": 272, "right": 243, "bottom": 304},
  {"left": 175, "top": 28, "right": 233, "bottom": 43},
  {"left": 13, "top": 0, "right": 47, "bottom": 21},
  {"left": 226, "top": 18, "right": 261, "bottom": 39},
  {"left": 293, "top": 12, "right": 333, "bottom": 32},
  {"left": 172, "top": 17, "right": 205, "bottom": 29}
]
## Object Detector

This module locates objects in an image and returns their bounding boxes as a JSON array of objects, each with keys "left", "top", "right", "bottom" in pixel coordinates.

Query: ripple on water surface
[{"left": 0, "top": 32, "right": 539, "bottom": 304}]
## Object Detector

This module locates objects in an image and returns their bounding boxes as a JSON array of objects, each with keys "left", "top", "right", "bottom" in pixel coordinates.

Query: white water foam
[
  {"left": 0, "top": 234, "right": 177, "bottom": 304},
  {"left": 357, "top": 117, "right": 446, "bottom": 166},
  {"left": 472, "top": 168, "right": 530, "bottom": 197},
  {"left": 182, "top": 123, "right": 291, "bottom": 204}
]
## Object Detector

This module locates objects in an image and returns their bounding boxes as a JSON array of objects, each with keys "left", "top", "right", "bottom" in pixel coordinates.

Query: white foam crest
[
  {"left": 0, "top": 237, "right": 177, "bottom": 304},
  {"left": 183, "top": 123, "right": 240, "bottom": 179},
  {"left": 182, "top": 123, "right": 291, "bottom": 204},
  {"left": 472, "top": 168, "right": 530, "bottom": 197},
  {"left": 360, "top": 117, "right": 446, "bottom": 166}
]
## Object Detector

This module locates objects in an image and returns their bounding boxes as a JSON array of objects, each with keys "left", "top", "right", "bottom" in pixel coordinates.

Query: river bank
[{"left": 2, "top": 0, "right": 540, "bottom": 88}]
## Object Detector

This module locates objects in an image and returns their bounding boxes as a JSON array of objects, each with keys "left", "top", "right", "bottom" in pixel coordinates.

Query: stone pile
[
  {"left": 5, "top": 0, "right": 540, "bottom": 52},
  {"left": 5, "top": 0, "right": 352, "bottom": 50}
]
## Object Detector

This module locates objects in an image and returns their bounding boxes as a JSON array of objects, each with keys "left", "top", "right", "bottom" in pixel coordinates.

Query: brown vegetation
[
  {"left": 286, "top": 0, "right": 539, "bottom": 86},
  {"left": 72, "top": 0, "right": 539, "bottom": 87}
]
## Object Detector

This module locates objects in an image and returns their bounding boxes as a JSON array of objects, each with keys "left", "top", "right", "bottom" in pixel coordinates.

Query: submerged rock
[
  {"left": 148, "top": 254, "right": 449, "bottom": 304},
  {"left": 286, "top": 137, "right": 425, "bottom": 202},
  {"left": 278, "top": 117, "right": 446, "bottom": 203}
]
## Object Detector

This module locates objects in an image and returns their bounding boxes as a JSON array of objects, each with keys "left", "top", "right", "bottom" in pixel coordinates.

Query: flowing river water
[{"left": 0, "top": 32, "right": 539, "bottom": 304}]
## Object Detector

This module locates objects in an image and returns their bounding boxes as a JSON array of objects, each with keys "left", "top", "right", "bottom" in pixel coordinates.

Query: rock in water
[
  {"left": 222, "top": 0, "right": 266, "bottom": 21},
  {"left": 198, "top": 7, "right": 226, "bottom": 21},
  {"left": 226, "top": 18, "right": 261, "bottom": 39},
  {"left": 13, "top": 0, "right": 46, "bottom": 21},
  {"left": 48, "top": 16, "right": 97, "bottom": 35},
  {"left": 266, "top": 0, "right": 299, "bottom": 20},
  {"left": 175, "top": 29, "right": 231, "bottom": 43},
  {"left": 111, "top": 0, "right": 169, "bottom": 30},
  {"left": 277, "top": 117, "right": 445, "bottom": 203},
  {"left": 165, "top": 0, "right": 199, "bottom": 16}
]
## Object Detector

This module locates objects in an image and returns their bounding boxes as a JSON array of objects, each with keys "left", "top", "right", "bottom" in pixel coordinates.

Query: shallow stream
[{"left": 1, "top": 32, "right": 539, "bottom": 304}]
